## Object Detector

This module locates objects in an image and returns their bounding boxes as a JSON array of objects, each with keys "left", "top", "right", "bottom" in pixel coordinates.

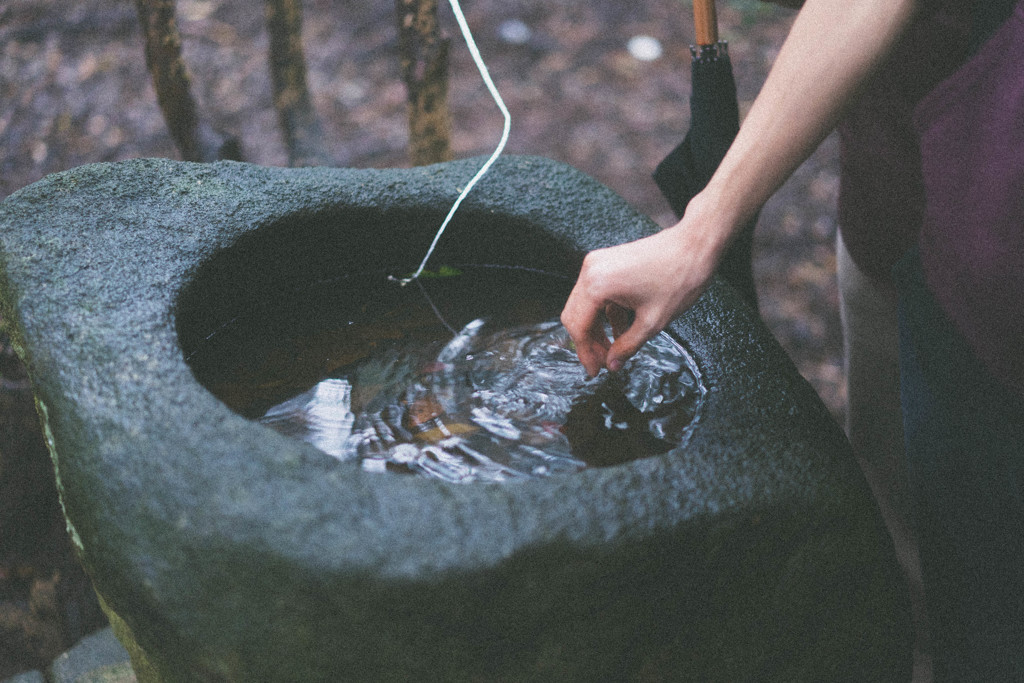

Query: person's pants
[
  {"left": 837, "top": 234, "right": 910, "bottom": 534},
  {"left": 895, "top": 247, "right": 1024, "bottom": 682},
  {"left": 837, "top": 234, "right": 929, "bottom": 675}
]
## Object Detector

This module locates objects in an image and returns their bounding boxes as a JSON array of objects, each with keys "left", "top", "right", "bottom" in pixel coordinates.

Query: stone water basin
[{"left": 0, "top": 156, "right": 911, "bottom": 681}]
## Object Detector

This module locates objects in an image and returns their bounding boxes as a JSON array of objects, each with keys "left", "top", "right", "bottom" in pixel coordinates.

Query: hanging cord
[{"left": 394, "top": 0, "right": 512, "bottom": 286}]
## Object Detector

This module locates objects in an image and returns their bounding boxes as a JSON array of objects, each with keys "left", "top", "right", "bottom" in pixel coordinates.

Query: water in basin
[{"left": 184, "top": 266, "right": 703, "bottom": 482}]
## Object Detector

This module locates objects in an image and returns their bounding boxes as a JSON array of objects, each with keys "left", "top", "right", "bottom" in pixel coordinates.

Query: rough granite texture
[{"left": 0, "top": 156, "right": 910, "bottom": 681}]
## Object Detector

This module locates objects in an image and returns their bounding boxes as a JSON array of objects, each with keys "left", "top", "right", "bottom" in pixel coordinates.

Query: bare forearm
[
  {"left": 561, "top": 0, "right": 922, "bottom": 374},
  {"left": 698, "top": 0, "right": 919, "bottom": 242}
]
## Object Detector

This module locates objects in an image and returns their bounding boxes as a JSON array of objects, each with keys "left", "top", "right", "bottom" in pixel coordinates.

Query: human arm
[{"left": 560, "top": 0, "right": 920, "bottom": 376}]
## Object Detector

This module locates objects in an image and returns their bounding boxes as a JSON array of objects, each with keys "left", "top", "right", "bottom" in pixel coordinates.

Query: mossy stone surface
[{"left": 0, "top": 156, "right": 911, "bottom": 681}]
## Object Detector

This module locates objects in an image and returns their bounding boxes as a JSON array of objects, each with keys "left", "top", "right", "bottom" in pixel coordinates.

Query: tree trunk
[
  {"left": 265, "top": 0, "right": 330, "bottom": 167},
  {"left": 395, "top": 0, "right": 453, "bottom": 166},
  {"left": 134, "top": 0, "right": 241, "bottom": 162}
]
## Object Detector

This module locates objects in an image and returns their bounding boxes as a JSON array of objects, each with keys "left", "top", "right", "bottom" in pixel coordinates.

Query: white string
[{"left": 394, "top": 0, "right": 511, "bottom": 285}]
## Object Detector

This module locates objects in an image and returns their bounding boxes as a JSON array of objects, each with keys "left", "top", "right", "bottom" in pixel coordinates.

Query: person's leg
[
  {"left": 837, "top": 233, "right": 909, "bottom": 526},
  {"left": 835, "top": 232, "right": 933, "bottom": 675},
  {"left": 837, "top": 234, "right": 930, "bottom": 677},
  {"left": 896, "top": 248, "right": 1024, "bottom": 681}
]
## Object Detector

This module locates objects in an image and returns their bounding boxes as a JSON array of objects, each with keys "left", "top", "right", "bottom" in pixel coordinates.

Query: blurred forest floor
[{"left": 0, "top": 0, "right": 844, "bottom": 675}]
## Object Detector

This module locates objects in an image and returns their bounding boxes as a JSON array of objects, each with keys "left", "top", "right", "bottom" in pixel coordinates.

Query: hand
[
  {"left": 559, "top": 0, "right": 919, "bottom": 377},
  {"left": 560, "top": 218, "right": 720, "bottom": 376}
]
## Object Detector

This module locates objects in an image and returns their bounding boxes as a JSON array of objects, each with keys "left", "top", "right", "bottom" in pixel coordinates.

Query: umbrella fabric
[{"left": 654, "top": 44, "right": 758, "bottom": 309}]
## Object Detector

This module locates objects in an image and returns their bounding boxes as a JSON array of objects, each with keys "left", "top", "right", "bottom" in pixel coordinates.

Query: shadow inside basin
[{"left": 176, "top": 211, "right": 704, "bottom": 481}]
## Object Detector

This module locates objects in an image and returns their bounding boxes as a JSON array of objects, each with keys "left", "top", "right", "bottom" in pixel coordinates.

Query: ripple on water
[{"left": 260, "top": 318, "right": 702, "bottom": 483}]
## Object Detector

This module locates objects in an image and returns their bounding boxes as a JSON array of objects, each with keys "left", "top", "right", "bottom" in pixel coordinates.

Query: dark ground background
[{"left": 0, "top": 0, "right": 847, "bottom": 675}]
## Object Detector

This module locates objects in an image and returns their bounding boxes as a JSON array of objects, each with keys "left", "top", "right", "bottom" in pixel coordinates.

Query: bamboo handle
[{"left": 693, "top": 0, "right": 718, "bottom": 46}]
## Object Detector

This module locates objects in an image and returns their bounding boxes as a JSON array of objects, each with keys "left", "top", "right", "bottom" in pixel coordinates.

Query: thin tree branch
[
  {"left": 395, "top": 0, "right": 453, "bottom": 166},
  {"left": 265, "top": 0, "right": 330, "bottom": 167},
  {"left": 134, "top": 0, "right": 241, "bottom": 162}
]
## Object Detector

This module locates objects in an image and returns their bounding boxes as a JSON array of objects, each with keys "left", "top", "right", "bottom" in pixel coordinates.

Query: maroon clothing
[
  {"left": 836, "top": 2, "right": 973, "bottom": 281},
  {"left": 915, "top": 1, "right": 1024, "bottom": 396}
]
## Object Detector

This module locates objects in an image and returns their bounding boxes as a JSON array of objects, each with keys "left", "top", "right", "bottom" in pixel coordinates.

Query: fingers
[
  {"left": 606, "top": 312, "right": 659, "bottom": 372},
  {"left": 562, "top": 289, "right": 654, "bottom": 376},
  {"left": 560, "top": 284, "right": 612, "bottom": 378},
  {"left": 605, "top": 302, "right": 633, "bottom": 339},
  {"left": 562, "top": 248, "right": 661, "bottom": 376},
  {"left": 604, "top": 303, "right": 646, "bottom": 372},
  {"left": 561, "top": 217, "right": 722, "bottom": 376}
]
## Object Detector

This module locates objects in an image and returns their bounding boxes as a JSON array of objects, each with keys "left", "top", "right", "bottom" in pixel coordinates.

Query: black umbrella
[{"left": 653, "top": 0, "right": 758, "bottom": 309}]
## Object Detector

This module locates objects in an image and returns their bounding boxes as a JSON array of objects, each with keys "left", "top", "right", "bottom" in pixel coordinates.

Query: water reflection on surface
[
  {"left": 182, "top": 265, "right": 703, "bottom": 483},
  {"left": 260, "top": 318, "right": 701, "bottom": 483}
]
